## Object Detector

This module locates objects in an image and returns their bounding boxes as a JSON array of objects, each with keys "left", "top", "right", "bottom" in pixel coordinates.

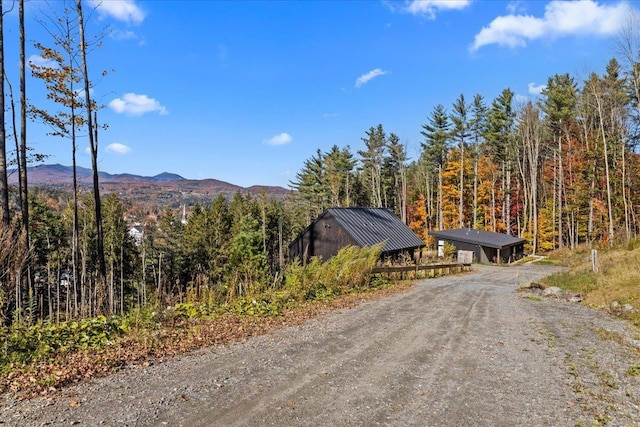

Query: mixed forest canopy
[
  {"left": 0, "top": 2, "right": 639, "bottom": 329},
  {"left": 291, "top": 56, "right": 640, "bottom": 255}
]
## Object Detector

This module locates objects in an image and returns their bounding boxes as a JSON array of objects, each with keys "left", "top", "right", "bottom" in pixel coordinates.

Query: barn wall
[
  {"left": 436, "top": 238, "right": 501, "bottom": 263},
  {"left": 315, "top": 212, "right": 363, "bottom": 261},
  {"left": 290, "top": 212, "right": 359, "bottom": 264},
  {"left": 438, "top": 239, "right": 485, "bottom": 263},
  {"left": 480, "top": 246, "right": 495, "bottom": 263}
]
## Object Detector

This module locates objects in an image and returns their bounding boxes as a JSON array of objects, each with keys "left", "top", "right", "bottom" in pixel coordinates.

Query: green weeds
[
  {"left": 0, "top": 316, "right": 126, "bottom": 373},
  {"left": 1, "top": 244, "right": 389, "bottom": 382}
]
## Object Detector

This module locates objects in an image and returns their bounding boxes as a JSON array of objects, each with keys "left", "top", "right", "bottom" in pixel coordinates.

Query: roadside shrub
[
  {"left": 232, "top": 297, "right": 281, "bottom": 317},
  {"left": 369, "top": 274, "right": 391, "bottom": 289},
  {"left": 0, "top": 316, "right": 126, "bottom": 372},
  {"left": 282, "top": 244, "right": 382, "bottom": 301}
]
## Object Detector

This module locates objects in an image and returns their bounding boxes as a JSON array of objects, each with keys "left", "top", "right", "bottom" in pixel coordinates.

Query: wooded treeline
[
  {"left": 291, "top": 53, "right": 640, "bottom": 254},
  {"left": 0, "top": 1, "right": 113, "bottom": 326},
  {"left": 2, "top": 189, "right": 308, "bottom": 324},
  {"left": 1, "top": 4, "right": 639, "bottom": 326},
  {"left": 0, "top": 1, "right": 313, "bottom": 326}
]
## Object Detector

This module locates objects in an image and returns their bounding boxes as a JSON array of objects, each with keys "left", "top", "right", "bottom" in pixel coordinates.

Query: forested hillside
[
  {"left": 0, "top": 2, "right": 638, "bottom": 333},
  {"left": 291, "top": 57, "right": 640, "bottom": 255}
]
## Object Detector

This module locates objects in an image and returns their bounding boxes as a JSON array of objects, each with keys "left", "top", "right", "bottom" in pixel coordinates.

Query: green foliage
[
  {"left": 232, "top": 297, "right": 281, "bottom": 317},
  {"left": 626, "top": 366, "right": 640, "bottom": 377},
  {"left": 484, "top": 88, "right": 515, "bottom": 164},
  {"left": 227, "top": 214, "right": 268, "bottom": 296},
  {"left": 290, "top": 144, "right": 361, "bottom": 214},
  {"left": 173, "top": 302, "right": 204, "bottom": 319},
  {"left": 0, "top": 316, "right": 126, "bottom": 372},
  {"left": 421, "top": 104, "right": 451, "bottom": 170},
  {"left": 283, "top": 244, "right": 382, "bottom": 301},
  {"left": 369, "top": 274, "right": 391, "bottom": 289}
]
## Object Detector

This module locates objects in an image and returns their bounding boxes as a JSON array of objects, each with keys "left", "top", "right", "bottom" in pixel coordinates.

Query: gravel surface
[{"left": 2, "top": 264, "right": 640, "bottom": 426}]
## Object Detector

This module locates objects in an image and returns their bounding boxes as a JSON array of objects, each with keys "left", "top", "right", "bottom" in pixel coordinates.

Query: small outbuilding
[
  {"left": 428, "top": 228, "right": 526, "bottom": 264},
  {"left": 289, "top": 207, "right": 425, "bottom": 264}
]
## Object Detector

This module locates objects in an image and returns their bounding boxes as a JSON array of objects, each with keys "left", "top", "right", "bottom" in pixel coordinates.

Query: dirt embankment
[{"left": 2, "top": 264, "right": 640, "bottom": 426}]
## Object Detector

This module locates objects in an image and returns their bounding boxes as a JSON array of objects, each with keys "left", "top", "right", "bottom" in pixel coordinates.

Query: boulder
[
  {"left": 518, "top": 282, "right": 544, "bottom": 290},
  {"left": 543, "top": 286, "right": 564, "bottom": 298},
  {"left": 569, "top": 295, "right": 582, "bottom": 303}
]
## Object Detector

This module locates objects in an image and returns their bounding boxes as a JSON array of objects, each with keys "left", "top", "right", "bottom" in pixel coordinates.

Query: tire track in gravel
[
  {"left": 163, "top": 267, "right": 562, "bottom": 427},
  {"left": 6, "top": 264, "right": 640, "bottom": 426},
  {"left": 177, "top": 283, "right": 467, "bottom": 426}
]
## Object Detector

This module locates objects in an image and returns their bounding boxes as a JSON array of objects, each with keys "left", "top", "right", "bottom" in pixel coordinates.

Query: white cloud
[
  {"left": 105, "top": 142, "right": 132, "bottom": 154},
  {"left": 355, "top": 68, "right": 389, "bottom": 88},
  {"left": 506, "top": 1, "right": 527, "bottom": 14},
  {"left": 514, "top": 93, "right": 530, "bottom": 105},
  {"left": 28, "top": 54, "right": 57, "bottom": 69},
  {"left": 528, "top": 82, "right": 546, "bottom": 96},
  {"left": 111, "top": 30, "right": 137, "bottom": 41},
  {"left": 110, "top": 30, "right": 146, "bottom": 46},
  {"left": 264, "top": 132, "right": 293, "bottom": 146},
  {"left": 405, "top": 0, "right": 471, "bottom": 18},
  {"left": 90, "top": 0, "right": 146, "bottom": 25},
  {"left": 471, "top": 0, "right": 630, "bottom": 51},
  {"left": 109, "top": 93, "right": 168, "bottom": 116}
]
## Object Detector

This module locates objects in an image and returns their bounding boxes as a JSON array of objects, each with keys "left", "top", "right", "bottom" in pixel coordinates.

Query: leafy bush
[
  {"left": 0, "top": 316, "right": 126, "bottom": 372},
  {"left": 283, "top": 244, "right": 382, "bottom": 301},
  {"left": 232, "top": 297, "right": 281, "bottom": 317},
  {"left": 1, "top": 244, "right": 386, "bottom": 380}
]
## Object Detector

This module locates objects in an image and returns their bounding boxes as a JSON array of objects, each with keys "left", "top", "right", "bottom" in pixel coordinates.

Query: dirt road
[{"left": 3, "top": 264, "right": 640, "bottom": 426}]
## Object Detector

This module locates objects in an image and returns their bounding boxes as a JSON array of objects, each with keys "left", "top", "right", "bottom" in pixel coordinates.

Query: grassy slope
[{"left": 541, "top": 244, "right": 640, "bottom": 326}]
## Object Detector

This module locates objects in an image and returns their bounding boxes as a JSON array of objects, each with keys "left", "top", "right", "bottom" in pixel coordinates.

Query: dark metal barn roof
[
  {"left": 429, "top": 228, "right": 526, "bottom": 249},
  {"left": 326, "top": 207, "right": 425, "bottom": 252}
]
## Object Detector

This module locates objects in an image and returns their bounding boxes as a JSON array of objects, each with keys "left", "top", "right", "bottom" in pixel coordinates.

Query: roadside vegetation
[
  {"left": 1, "top": 0, "right": 640, "bottom": 405},
  {"left": 0, "top": 245, "right": 403, "bottom": 397},
  {"left": 541, "top": 242, "right": 640, "bottom": 327}
]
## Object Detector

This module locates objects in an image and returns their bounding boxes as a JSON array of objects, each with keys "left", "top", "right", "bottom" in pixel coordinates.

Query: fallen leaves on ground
[{"left": 1, "top": 282, "right": 413, "bottom": 400}]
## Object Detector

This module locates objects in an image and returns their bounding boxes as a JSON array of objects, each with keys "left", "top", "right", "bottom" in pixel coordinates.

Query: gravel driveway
[{"left": 2, "top": 264, "right": 640, "bottom": 426}]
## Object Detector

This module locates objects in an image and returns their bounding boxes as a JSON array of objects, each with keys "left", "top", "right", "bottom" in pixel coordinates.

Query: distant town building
[
  {"left": 129, "top": 224, "right": 144, "bottom": 246},
  {"left": 181, "top": 204, "right": 188, "bottom": 225}
]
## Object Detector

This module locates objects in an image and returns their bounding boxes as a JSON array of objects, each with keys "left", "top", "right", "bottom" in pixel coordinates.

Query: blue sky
[{"left": 3, "top": 0, "right": 635, "bottom": 188}]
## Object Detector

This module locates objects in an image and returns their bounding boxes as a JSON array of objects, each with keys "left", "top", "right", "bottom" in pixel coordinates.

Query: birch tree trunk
[
  {"left": 0, "top": 1, "right": 10, "bottom": 226},
  {"left": 77, "top": 0, "right": 107, "bottom": 289}
]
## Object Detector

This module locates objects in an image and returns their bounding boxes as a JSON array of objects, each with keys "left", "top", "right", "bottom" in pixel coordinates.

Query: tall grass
[
  {"left": 283, "top": 244, "right": 382, "bottom": 300},
  {"left": 543, "top": 243, "right": 640, "bottom": 326}
]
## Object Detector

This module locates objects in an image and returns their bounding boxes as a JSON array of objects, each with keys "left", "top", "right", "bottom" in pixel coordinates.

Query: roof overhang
[{"left": 429, "top": 229, "right": 526, "bottom": 250}]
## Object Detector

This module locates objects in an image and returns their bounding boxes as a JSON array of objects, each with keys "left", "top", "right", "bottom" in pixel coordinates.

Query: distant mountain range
[
  {"left": 9, "top": 164, "right": 187, "bottom": 185},
  {"left": 8, "top": 164, "right": 290, "bottom": 205}
]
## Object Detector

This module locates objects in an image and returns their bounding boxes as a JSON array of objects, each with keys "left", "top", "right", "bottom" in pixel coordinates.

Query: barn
[
  {"left": 289, "top": 207, "right": 425, "bottom": 264},
  {"left": 428, "top": 228, "right": 526, "bottom": 264}
]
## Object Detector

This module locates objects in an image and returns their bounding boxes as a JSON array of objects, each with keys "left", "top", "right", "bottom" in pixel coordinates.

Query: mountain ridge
[
  {"left": 9, "top": 163, "right": 286, "bottom": 190},
  {"left": 8, "top": 164, "right": 290, "bottom": 205}
]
